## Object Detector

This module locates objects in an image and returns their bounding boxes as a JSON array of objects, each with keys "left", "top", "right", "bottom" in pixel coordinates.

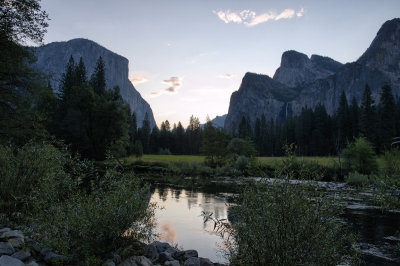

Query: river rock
[
  {"left": 153, "top": 241, "right": 172, "bottom": 253},
  {"left": 174, "top": 250, "right": 198, "bottom": 260},
  {"left": 11, "top": 250, "right": 31, "bottom": 261},
  {"left": 103, "top": 259, "right": 116, "bottom": 266},
  {"left": 164, "top": 260, "right": 180, "bottom": 266},
  {"left": 24, "top": 260, "right": 39, "bottom": 266},
  {"left": 0, "top": 242, "right": 14, "bottom": 255},
  {"left": 0, "top": 229, "right": 11, "bottom": 234},
  {"left": 119, "top": 255, "right": 153, "bottom": 266},
  {"left": 0, "top": 255, "right": 25, "bottom": 266},
  {"left": 0, "top": 230, "right": 24, "bottom": 239},
  {"left": 8, "top": 237, "right": 24, "bottom": 248},
  {"left": 199, "top": 257, "right": 213, "bottom": 266},
  {"left": 158, "top": 251, "right": 174, "bottom": 263},
  {"left": 43, "top": 251, "right": 68, "bottom": 265},
  {"left": 183, "top": 257, "right": 200, "bottom": 266},
  {"left": 146, "top": 244, "right": 158, "bottom": 261}
]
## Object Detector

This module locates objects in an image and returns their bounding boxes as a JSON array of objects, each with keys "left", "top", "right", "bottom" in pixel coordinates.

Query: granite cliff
[
  {"left": 32, "top": 38, "right": 156, "bottom": 129},
  {"left": 225, "top": 18, "right": 400, "bottom": 133}
]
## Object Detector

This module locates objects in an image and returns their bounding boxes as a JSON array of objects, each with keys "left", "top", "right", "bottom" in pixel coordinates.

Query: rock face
[
  {"left": 32, "top": 38, "right": 156, "bottom": 129},
  {"left": 225, "top": 18, "right": 400, "bottom": 133},
  {"left": 273, "top": 50, "right": 342, "bottom": 87}
]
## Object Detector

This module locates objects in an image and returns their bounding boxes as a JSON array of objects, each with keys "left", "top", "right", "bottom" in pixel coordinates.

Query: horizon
[{"left": 39, "top": 0, "right": 400, "bottom": 127}]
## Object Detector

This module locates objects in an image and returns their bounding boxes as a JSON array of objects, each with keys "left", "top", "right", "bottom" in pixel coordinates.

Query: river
[{"left": 149, "top": 181, "right": 400, "bottom": 265}]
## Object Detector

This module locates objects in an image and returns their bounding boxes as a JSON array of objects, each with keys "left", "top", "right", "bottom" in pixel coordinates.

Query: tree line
[{"left": 237, "top": 84, "right": 400, "bottom": 156}]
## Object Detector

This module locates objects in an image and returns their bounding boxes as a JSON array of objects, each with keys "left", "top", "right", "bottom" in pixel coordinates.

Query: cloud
[
  {"left": 213, "top": 8, "right": 304, "bottom": 27},
  {"left": 213, "top": 10, "right": 242, "bottom": 24},
  {"left": 163, "top": 77, "right": 183, "bottom": 93},
  {"left": 217, "top": 73, "right": 234, "bottom": 79},
  {"left": 296, "top": 8, "right": 305, "bottom": 17},
  {"left": 150, "top": 76, "right": 183, "bottom": 97},
  {"left": 129, "top": 72, "right": 151, "bottom": 84}
]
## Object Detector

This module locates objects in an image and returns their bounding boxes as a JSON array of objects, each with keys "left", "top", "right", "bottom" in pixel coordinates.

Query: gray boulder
[
  {"left": 183, "top": 257, "right": 200, "bottom": 266},
  {"left": 164, "top": 260, "right": 180, "bottom": 266},
  {"left": 119, "top": 255, "right": 153, "bottom": 266},
  {"left": 11, "top": 250, "right": 31, "bottom": 261},
  {"left": 0, "top": 255, "right": 25, "bottom": 266},
  {"left": 8, "top": 237, "right": 24, "bottom": 248},
  {"left": 146, "top": 244, "right": 159, "bottom": 261},
  {"left": 174, "top": 250, "right": 198, "bottom": 261},
  {"left": 0, "top": 230, "right": 24, "bottom": 239},
  {"left": 43, "top": 251, "right": 68, "bottom": 265},
  {"left": 0, "top": 242, "right": 14, "bottom": 256},
  {"left": 158, "top": 251, "right": 174, "bottom": 263},
  {"left": 199, "top": 257, "right": 213, "bottom": 266}
]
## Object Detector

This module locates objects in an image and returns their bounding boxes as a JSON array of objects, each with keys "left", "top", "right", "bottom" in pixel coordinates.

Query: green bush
[
  {"left": 226, "top": 180, "right": 356, "bottom": 265},
  {"left": 34, "top": 169, "right": 155, "bottom": 259},
  {"left": 382, "top": 148, "right": 400, "bottom": 179},
  {"left": 342, "top": 137, "right": 378, "bottom": 174},
  {"left": 0, "top": 142, "right": 155, "bottom": 262},
  {"left": 0, "top": 142, "right": 68, "bottom": 213},
  {"left": 277, "top": 144, "right": 325, "bottom": 180},
  {"left": 170, "top": 160, "right": 213, "bottom": 176},
  {"left": 345, "top": 172, "right": 376, "bottom": 186}
]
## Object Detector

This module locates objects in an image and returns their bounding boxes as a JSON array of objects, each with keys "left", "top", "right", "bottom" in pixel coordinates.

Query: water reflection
[{"left": 150, "top": 186, "right": 229, "bottom": 263}]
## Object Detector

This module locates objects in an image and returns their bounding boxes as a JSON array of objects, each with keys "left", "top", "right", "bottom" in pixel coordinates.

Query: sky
[{"left": 40, "top": 0, "right": 400, "bottom": 127}]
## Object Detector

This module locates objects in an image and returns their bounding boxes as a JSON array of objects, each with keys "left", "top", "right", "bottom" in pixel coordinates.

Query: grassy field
[
  {"left": 122, "top": 154, "right": 385, "bottom": 169},
  {"left": 122, "top": 154, "right": 205, "bottom": 164}
]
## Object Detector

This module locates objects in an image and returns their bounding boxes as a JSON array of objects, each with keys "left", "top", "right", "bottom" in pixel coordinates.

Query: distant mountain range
[
  {"left": 201, "top": 114, "right": 227, "bottom": 129},
  {"left": 32, "top": 38, "right": 157, "bottom": 129},
  {"left": 225, "top": 18, "right": 400, "bottom": 133}
]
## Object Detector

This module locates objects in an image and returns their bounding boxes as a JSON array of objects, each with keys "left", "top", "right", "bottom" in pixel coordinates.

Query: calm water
[
  {"left": 150, "top": 186, "right": 229, "bottom": 263},
  {"left": 150, "top": 184, "right": 400, "bottom": 265}
]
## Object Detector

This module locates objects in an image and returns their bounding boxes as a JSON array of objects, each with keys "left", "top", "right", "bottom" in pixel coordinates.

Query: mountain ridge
[
  {"left": 32, "top": 38, "right": 157, "bottom": 129},
  {"left": 225, "top": 18, "right": 400, "bottom": 133}
]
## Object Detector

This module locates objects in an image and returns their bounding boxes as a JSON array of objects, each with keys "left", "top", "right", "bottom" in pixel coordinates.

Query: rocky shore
[{"left": 0, "top": 224, "right": 226, "bottom": 266}]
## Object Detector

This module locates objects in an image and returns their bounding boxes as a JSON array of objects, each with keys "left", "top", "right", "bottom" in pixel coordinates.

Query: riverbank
[{"left": 0, "top": 221, "right": 226, "bottom": 266}]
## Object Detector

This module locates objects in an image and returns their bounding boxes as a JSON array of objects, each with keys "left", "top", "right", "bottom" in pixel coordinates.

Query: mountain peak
[
  {"left": 280, "top": 50, "right": 310, "bottom": 68},
  {"left": 273, "top": 51, "right": 342, "bottom": 87},
  {"left": 357, "top": 18, "right": 400, "bottom": 74}
]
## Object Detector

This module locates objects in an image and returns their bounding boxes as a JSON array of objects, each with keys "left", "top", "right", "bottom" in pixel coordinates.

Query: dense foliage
[
  {"left": 0, "top": 142, "right": 155, "bottom": 262},
  {"left": 204, "top": 148, "right": 357, "bottom": 265}
]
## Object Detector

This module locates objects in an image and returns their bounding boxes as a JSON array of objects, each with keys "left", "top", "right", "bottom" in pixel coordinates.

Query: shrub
[
  {"left": 342, "top": 137, "right": 378, "bottom": 174},
  {"left": 345, "top": 172, "right": 376, "bottom": 186},
  {"left": 170, "top": 161, "right": 213, "bottom": 176},
  {"left": 34, "top": 168, "right": 155, "bottom": 259},
  {"left": 225, "top": 180, "right": 356, "bottom": 265},
  {"left": 0, "top": 142, "right": 156, "bottom": 262},
  {"left": 158, "top": 148, "right": 171, "bottom": 155},
  {"left": 227, "top": 138, "right": 257, "bottom": 161},
  {"left": 382, "top": 148, "right": 400, "bottom": 179},
  {"left": 277, "top": 144, "right": 325, "bottom": 180},
  {"left": 0, "top": 142, "right": 68, "bottom": 213}
]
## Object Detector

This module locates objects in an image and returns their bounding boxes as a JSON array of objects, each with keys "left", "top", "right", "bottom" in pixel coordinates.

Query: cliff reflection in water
[{"left": 150, "top": 186, "right": 229, "bottom": 264}]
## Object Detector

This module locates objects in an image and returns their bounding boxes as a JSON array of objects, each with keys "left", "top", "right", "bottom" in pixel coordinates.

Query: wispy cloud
[
  {"left": 129, "top": 72, "right": 152, "bottom": 84},
  {"left": 163, "top": 77, "right": 183, "bottom": 93},
  {"left": 214, "top": 8, "right": 304, "bottom": 27},
  {"left": 150, "top": 76, "right": 183, "bottom": 97},
  {"left": 217, "top": 73, "right": 234, "bottom": 79}
]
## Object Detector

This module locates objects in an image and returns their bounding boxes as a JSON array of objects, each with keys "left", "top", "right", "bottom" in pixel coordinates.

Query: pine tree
[
  {"left": 139, "top": 112, "right": 151, "bottom": 153},
  {"left": 90, "top": 56, "right": 106, "bottom": 95},
  {"left": 360, "top": 84, "right": 377, "bottom": 145},
  {"left": 174, "top": 122, "right": 185, "bottom": 155},
  {"left": 75, "top": 57, "right": 87, "bottom": 86},
  {"left": 337, "top": 91, "right": 351, "bottom": 148},
  {"left": 349, "top": 97, "right": 359, "bottom": 140},
  {"left": 378, "top": 85, "right": 395, "bottom": 150},
  {"left": 59, "top": 56, "right": 75, "bottom": 102}
]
